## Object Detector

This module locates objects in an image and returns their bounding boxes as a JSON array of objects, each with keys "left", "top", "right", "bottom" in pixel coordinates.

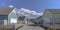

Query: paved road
[{"left": 18, "top": 24, "right": 45, "bottom": 30}]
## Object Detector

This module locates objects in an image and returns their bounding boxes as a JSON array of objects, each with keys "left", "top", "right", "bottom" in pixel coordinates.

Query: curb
[{"left": 16, "top": 25, "right": 24, "bottom": 30}]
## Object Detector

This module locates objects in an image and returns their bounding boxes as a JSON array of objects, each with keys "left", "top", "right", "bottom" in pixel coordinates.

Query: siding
[
  {"left": 43, "top": 10, "right": 53, "bottom": 23},
  {"left": 0, "top": 15, "right": 8, "bottom": 20},
  {"left": 0, "top": 20, "right": 4, "bottom": 24},
  {"left": 0, "top": 15, "right": 8, "bottom": 24},
  {"left": 53, "top": 14, "right": 60, "bottom": 23},
  {"left": 8, "top": 9, "right": 18, "bottom": 24}
]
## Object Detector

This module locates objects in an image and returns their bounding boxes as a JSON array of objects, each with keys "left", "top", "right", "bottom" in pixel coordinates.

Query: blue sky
[{"left": 0, "top": 0, "right": 60, "bottom": 13}]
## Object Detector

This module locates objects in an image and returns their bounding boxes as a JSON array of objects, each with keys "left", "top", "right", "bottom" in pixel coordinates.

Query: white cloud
[
  {"left": 21, "top": 8, "right": 31, "bottom": 14},
  {"left": 31, "top": 11, "right": 37, "bottom": 15},
  {"left": 37, "top": 12, "right": 43, "bottom": 16},
  {"left": 9, "top": 5, "right": 14, "bottom": 8},
  {"left": 18, "top": 8, "right": 43, "bottom": 18}
]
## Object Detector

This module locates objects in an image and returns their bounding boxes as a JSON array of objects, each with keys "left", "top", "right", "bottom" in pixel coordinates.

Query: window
[{"left": 0, "top": 15, "right": 8, "bottom": 20}]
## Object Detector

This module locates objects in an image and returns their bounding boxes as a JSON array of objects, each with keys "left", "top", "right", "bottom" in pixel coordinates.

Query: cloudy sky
[
  {"left": 17, "top": 8, "right": 43, "bottom": 19},
  {"left": 0, "top": 0, "right": 60, "bottom": 13}
]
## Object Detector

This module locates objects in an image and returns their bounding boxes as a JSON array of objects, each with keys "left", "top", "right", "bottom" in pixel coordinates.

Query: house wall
[
  {"left": 53, "top": 14, "right": 60, "bottom": 23},
  {"left": 0, "top": 15, "right": 8, "bottom": 24},
  {"left": 8, "top": 8, "right": 18, "bottom": 24},
  {"left": 0, "top": 15, "right": 8, "bottom": 20},
  {"left": 4, "top": 19, "right": 8, "bottom": 25},
  {"left": 0, "top": 20, "right": 8, "bottom": 25},
  {"left": 0, "top": 20, "right": 4, "bottom": 24},
  {"left": 43, "top": 10, "right": 53, "bottom": 24},
  {"left": 43, "top": 10, "right": 60, "bottom": 24}
]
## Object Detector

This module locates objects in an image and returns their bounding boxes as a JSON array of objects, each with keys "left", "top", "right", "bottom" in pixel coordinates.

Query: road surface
[{"left": 18, "top": 24, "right": 45, "bottom": 30}]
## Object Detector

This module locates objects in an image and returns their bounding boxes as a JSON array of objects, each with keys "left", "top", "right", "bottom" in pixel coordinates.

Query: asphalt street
[{"left": 18, "top": 24, "right": 45, "bottom": 30}]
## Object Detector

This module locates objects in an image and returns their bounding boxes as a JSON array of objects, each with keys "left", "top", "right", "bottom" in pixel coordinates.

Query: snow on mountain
[{"left": 17, "top": 8, "right": 43, "bottom": 19}]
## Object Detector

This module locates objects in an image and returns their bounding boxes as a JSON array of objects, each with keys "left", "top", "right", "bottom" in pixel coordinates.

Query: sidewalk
[{"left": 15, "top": 23, "right": 24, "bottom": 30}]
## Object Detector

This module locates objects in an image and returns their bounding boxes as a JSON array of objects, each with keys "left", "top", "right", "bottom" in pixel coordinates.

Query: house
[
  {"left": 42, "top": 9, "right": 60, "bottom": 29},
  {"left": 18, "top": 16, "right": 25, "bottom": 23},
  {"left": 0, "top": 7, "right": 18, "bottom": 25},
  {"left": 18, "top": 16, "right": 31, "bottom": 24},
  {"left": 43, "top": 9, "right": 60, "bottom": 24}
]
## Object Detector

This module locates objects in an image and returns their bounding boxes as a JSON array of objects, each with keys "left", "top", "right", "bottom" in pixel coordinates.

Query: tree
[{"left": 18, "top": 16, "right": 25, "bottom": 21}]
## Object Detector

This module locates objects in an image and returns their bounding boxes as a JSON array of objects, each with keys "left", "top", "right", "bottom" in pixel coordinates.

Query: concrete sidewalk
[{"left": 15, "top": 23, "right": 24, "bottom": 30}]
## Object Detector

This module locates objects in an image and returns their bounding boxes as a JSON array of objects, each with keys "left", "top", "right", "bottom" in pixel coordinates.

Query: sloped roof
[
  {"left": 46, "top": 9, "right": 60, "bottom": 14},
  {"left": 0, "top": 7, "right": 14, "bottom": 15}
]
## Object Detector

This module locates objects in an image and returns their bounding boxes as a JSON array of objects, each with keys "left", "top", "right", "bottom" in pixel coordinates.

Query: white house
[
  {"left": 0, "top": 7, "right": 18, "bottom": 25},
  {"left": 8, "top": 8, "right": 18, "bottom": 24}
]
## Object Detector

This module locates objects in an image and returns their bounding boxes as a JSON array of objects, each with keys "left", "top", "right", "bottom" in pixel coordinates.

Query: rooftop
[
  {"left": 45, "top": 9, "right": 60, "bottom": 14},
  {"left": 0, "top": 7, "right": 14, "bottom": 15}
]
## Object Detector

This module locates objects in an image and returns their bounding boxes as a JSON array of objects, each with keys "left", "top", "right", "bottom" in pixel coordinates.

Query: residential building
[
  {"left": 0, "top": 7, "right": 18, "bottom": 25},
  {"left": 42, "top": 9, "right": 60, "bottom": 29},
  {"left": 18, "top": 16, "right": 25, "bottom": 23},
  {"left": 43, "top": 9, "right": 60, "bottom": 24}
]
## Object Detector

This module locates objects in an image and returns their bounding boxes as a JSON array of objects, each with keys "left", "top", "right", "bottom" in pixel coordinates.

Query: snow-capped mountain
[{"left": 17, "top": 8, "right": 43, "bottom": 19}]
